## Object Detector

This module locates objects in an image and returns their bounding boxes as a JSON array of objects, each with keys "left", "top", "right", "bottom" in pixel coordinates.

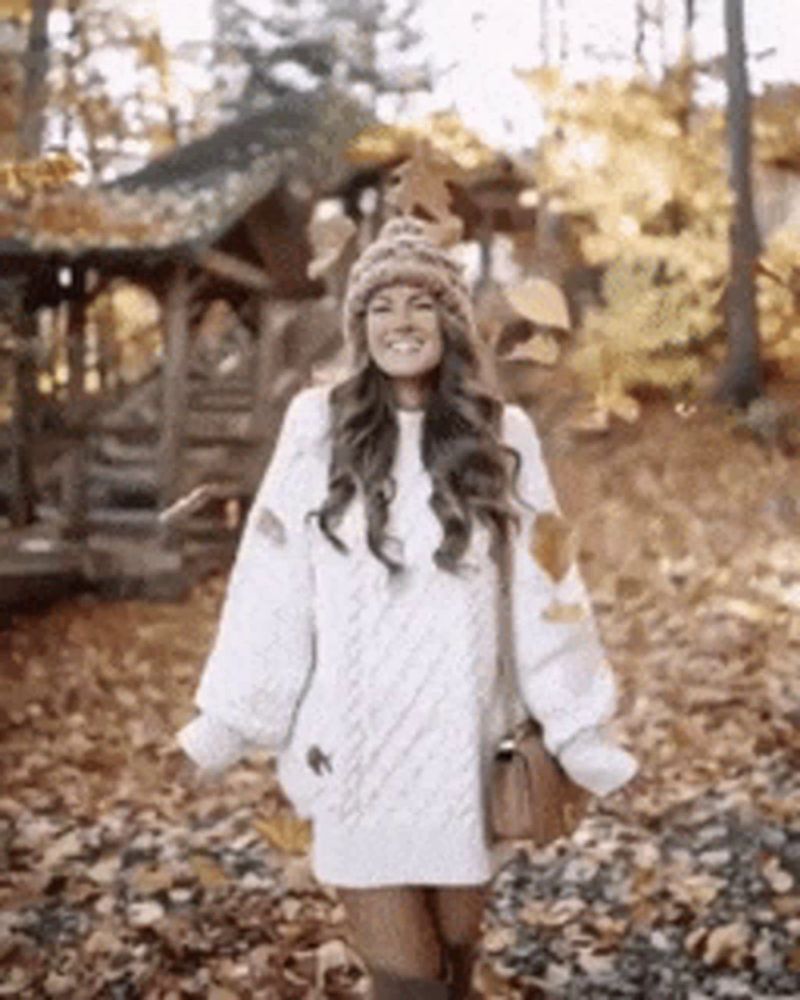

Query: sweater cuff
[
  {"left": 177, "top": 713, "right": 250, "bottom": 775},
  {"left": 557, "top": 726, "right": 638, "bottom": 796}
]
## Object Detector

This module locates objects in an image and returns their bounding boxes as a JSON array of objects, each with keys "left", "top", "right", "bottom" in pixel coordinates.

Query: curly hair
[{"left": 307, "top": 300, "right": 534, "bottom": 577}]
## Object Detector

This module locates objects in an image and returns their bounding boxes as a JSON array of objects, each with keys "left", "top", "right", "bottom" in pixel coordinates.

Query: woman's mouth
[{"left": 386, "top": 338, "right": 423, "bottom": 354}]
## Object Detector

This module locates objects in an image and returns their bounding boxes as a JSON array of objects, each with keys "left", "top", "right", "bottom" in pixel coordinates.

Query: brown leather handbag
[{"left": 487, "top": 526, "right": 590, "bottom": 846}]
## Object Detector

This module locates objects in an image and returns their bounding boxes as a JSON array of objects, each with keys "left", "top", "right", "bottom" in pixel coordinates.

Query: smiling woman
[
  {"left": 177, "top": 215, "right": 638, "bottom": 998},
  {"left": 365, "top": 285, "right": 445, "bottom": 409}
]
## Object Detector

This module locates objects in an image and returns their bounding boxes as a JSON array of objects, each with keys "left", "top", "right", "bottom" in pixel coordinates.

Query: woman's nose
[{"left": 393, "top": 302, "right": 414, "bottom": 325}]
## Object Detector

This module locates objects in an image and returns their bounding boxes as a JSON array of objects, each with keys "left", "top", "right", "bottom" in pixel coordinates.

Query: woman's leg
[
  {"left": 427, "top": 883, "right": 490, "bottom": 998},
  {"left": 337, "top": 885, "right": 446, "bottom": 979}
]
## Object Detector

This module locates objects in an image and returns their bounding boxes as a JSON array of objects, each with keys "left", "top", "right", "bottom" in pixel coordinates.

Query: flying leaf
[
  {"left": 503, "top": 333, "right": 560, "bottom": 366},
  {"left": 253, "top": 812, "right": 311, "bottom": 855},
  {"left": 542, "top": 601, "right": 587, "bottom": 623},
  {"left": 385, "top": 139, "right": 459, "bottom": 227},
  {"left": 531, "top": 511, "right": 575, "bottom": 583},
  {"left": 505, "top": 278, "right": 571, "bottom": 330}
]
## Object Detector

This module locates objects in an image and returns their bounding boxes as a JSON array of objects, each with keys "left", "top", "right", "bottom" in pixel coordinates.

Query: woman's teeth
[{"left": 388, "top": 340, "right": 422, "bottom": 353}]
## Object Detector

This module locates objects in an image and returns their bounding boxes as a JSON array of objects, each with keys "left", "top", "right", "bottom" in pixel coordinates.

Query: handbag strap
[{"left": 494, "top": 522, "right": 517, "bottom": 742}]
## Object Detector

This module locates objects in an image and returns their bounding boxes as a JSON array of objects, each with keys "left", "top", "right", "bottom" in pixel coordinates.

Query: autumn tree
[
  {"left": 42, "top": 0, "right": 180, "bottom": 179},
  {"left": 714, "top": 0, "right": 763, "bottom": 406}
]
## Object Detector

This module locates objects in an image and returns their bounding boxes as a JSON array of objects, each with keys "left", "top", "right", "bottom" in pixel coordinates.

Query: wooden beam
[
  {"left": 8, "top": 301, "right": 37, "bottom": 528},
  {"left": 62, "top": 268, "right": 89, "bottom": 541},
  {"left": 254, "top": 297, "right": 280, "bottom": 436},
  {"left": 194, "top": 248, "right": 273, "bottom": 293},
  {"left": 158, "top": 262, "right": 192, "bottom": 546}
]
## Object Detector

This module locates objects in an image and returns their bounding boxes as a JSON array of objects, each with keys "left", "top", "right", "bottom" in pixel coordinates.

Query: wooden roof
[{"left": 0, "top": 93, "right": 363, "bottom": 261}]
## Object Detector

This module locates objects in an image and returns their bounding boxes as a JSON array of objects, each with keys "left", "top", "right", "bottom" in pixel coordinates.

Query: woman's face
[{"left": 364, "top": 283, "right": 444, "bottom": 385}]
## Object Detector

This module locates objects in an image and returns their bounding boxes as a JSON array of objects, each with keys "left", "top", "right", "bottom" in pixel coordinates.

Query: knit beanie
[{"left": 342, "top": 216, "right": 478, "bottom": 348}]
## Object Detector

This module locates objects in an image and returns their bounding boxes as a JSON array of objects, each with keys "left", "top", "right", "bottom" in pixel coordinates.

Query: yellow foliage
[
  {"left": 88, "top": 282, "right": 162, "bottom": 384},
  {"left": 0, "top": 0, "right": 29, "bottom": 21},
  {"left": 525, "top": 69, "right": 800, "bottom": 397},
  {"left": 347, "top": 112, "right": 497, "bottom": 176},
  {"left": 568, "top": 258, "right": 704, "bottom": 413},
  {"left": 0, "top": 153, "right": 80, "bottom": 200},
  {"left": 757, "top": 227, "right": 800, "bottom": 364},
  {"left": 524, "top": 72, "right": 736, "bottom": 409}
]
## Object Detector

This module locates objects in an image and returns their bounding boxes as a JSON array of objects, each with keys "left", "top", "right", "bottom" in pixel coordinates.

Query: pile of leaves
[{"left": 2, "top": 379, "right": 800, "bottom": 997}]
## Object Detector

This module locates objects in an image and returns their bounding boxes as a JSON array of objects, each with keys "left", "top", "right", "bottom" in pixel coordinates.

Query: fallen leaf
[
  {"left": 189, "top": 854, "right": 228, "bottom": 889},
  {"left": 762, "top": 856, "right": 794, "bottom": 894},
  {"left": 127, "top": 900, "right": 166, "bottom": 928},
  {"left": 315, "top": 938, "right": 353, "bottom": 991},
  {"left": 702, "top": 922, "right": 750, "bottom": 968},
  {"left": 130, "top": 865, "right": 174, "bottom": 894}
]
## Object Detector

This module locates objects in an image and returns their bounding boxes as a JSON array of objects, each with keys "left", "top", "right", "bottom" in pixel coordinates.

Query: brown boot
[
  {"left": 443, "top": 943, "right": 481, "bottom": 999},
  {"left": 369, "top": 963, "right": 450, "bottom": 1000}
]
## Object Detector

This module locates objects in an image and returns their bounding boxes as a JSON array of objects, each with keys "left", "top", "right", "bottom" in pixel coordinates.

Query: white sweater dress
[{"left": 177, "top": 383, "right": 638, "bottom": 888}]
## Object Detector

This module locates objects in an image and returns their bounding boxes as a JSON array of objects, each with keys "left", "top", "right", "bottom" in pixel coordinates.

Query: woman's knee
[{"left": 337, "top": 885, "right": 444, "bottom": 978}]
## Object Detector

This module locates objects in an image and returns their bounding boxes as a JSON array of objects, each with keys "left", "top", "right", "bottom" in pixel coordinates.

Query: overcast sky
[{"left": 125, "top": 1, "right": 800, "bottom": 151}]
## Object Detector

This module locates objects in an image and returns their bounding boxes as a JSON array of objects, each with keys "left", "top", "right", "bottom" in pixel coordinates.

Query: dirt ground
[{"left": 2, "top": 373, "right": 800, "bottom": 998}]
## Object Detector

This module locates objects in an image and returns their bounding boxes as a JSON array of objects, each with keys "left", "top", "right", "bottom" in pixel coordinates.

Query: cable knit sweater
[{"left": 177, "top": 383, "right": 638, "bottom": 888}]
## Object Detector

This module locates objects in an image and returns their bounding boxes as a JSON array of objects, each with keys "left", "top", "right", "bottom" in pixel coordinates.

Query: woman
[{"left": 177, "top": 217, "right": 638, "bottom": 999}]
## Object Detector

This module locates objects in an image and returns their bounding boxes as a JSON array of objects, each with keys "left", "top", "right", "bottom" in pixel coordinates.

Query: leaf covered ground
[{"left": 2, "top": 382, "right": 800, "bottom": 999}]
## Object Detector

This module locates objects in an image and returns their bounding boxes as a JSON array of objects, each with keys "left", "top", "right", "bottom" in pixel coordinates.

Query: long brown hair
[{"left": 308, "top": 299, "right": 533, "bottom": 577}]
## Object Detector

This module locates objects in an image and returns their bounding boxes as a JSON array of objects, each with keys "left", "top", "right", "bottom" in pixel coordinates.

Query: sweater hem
[{"left": 311, "top": 819, "right": 497, "bottom": 888}]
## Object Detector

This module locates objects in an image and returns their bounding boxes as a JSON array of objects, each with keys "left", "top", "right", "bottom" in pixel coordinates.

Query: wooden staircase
[{"left": 34, "top": 329, "right": 275, "bottom": 601}]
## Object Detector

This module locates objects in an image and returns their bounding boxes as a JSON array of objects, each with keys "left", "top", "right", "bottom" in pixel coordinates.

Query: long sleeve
[
  {"left": 176, "top": 388, "right": 319, "bottom": 774},
  {"left": 502, "top": 405, "right": 638, "bottom": 796}
]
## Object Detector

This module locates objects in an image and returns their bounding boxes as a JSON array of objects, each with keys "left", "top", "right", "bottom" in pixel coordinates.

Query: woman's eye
[{"left": 413, "top": 300, "right": 434, "bottom": 310}]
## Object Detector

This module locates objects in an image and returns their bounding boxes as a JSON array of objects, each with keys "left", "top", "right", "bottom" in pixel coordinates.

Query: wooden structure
[{"left": 0, "top": 94, "right": 358, "bottom": 608}]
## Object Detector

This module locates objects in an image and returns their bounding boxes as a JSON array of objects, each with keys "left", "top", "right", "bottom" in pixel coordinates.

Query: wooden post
[
  {"left": 477, "top": 214, "right": 494, "bottom": 291},
  {"left": 8, "top": 293, "right": 37, "bottom": 528},
  {"left": 254, "top": 296, "right": 289, "bottom": 436},
  {"left": 62, "top": 267, "right": 88, "bottom": 540},
  {"left": 158, "top": 262, "right": 191, "bottom": 546}
]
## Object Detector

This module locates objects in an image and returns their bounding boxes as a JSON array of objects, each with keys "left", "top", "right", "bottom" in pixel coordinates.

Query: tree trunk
[
  {"left": 675, "top": 0, "right": 697, "bottom": 134},
  {"left": 556, "top": 0, "right": 568, "bottom": 66},
  {"left": 18, "top": 0, "right": 53, "bottom": 159},
  {"left": 540, "top": 0, "right": 551, "bottom": 66},
  {"left": 713, "top": 0, "right": 763, "bottom": 407},
  {"left": 634, "top": 1, "right": 647, "bottom": 70},
  {"left": 657, "top": 0, "right": 667, "bottom": 72}
]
